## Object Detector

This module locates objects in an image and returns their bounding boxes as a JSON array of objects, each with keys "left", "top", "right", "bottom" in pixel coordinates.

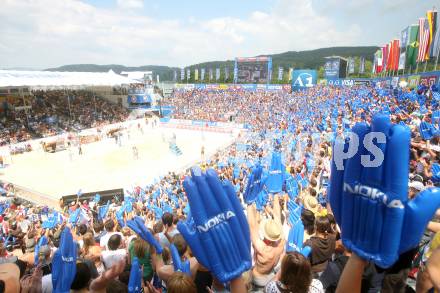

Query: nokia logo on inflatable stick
[
  {"left": 61, "top": 256, "right": 75, "bottom": 262},
  {"left": 343, "top": 183, "right": 404, "bottom": 209},
  {"left": 197, "top": 211, "right": 236, "bottom": 232}
]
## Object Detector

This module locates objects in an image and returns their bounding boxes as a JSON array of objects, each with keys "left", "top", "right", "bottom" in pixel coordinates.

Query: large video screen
[{"left": 235, "top": 57, "right": 271, "bottom": 83}]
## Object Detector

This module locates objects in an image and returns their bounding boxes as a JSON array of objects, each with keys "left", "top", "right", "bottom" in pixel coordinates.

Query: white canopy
[{"left": 0, "top": 69, "right": 135, "bottom": 87}]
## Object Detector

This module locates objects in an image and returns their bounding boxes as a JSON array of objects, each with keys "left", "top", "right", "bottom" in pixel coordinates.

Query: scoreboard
[{"left": 234, "top": 56, "right": 272, "bottom": 83}]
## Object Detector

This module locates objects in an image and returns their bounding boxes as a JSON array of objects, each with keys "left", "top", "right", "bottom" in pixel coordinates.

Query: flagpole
[
  {"left": 415, "top": 62, "right": 419, "bottom": 73},
  {"left": 435, "top": 54, "right": 439, "bottom": 71},
  {"left": 423, "top": 60, "right": 428, "bottom": 72}
]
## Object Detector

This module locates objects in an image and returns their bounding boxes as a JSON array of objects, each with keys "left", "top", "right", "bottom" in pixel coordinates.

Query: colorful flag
[
  {"left": 427, "top": 10, "right": 437, "bottom": 58},
  {"left": 173, "top": 70, "right": 177, "bottom": 82},
  {"left": 392, "top": 39, "right": 400, "bottom": 70},
  {"left": 398, "top": 52, "right": 406, "bottom": 70},
  {"left": 215, "top": 68, "right": 220, "bottom": 80},
  {"left": 373, "top": 51, "right": 377, "bottom": 74},
  {"left": 194, "top": 69, "right": 199, "bottom": 81},
  {"left": 433, "top": 18, "right": 440, "bottom": 57},
  {"left": 186, "top": 69, "right": 190, "bottom": 80},
  {"left": 224, "top": 67, "right": 229, "bottom": 80},
  {"left": 401, "top": 27, "right": 410, "bottom": 51},
  {"left": 359, "top": 56, "right": 365, "bottom": 73},
  {"left": 385, "top": 44, "right": 391, "bottom": 71},
  {"left": 383, "top": 43, "right": 390, "bottom": 71},
  {"left": 407, "top": 24, "right": 420, "bottom": 67},
  {"left": 372, "top": 53, "right": 376, "bottom": 74},
  {"left": 278, "top": 66, "right": 284, "bottom": 81},
  {"left": 201, "top": 68, "right": 205, "bottom": 81},
  {"left": 209, "top": 68, "right": 213, "bottom": 81},
  {"left": 375, "top": 50, "right": 383, "bottom": 73},
  {"left": 348, "top": 57, "right": 355, "bottom": 74},
  {"left": 417, "top": 17, "right": 430, "bottom": 62},
  {"left": 180, "top": 68, "right": 185, "bottom": 81}
]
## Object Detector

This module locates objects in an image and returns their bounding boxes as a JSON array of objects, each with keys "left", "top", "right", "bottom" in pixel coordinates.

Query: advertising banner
[
  {"left": 359, "top": 57, "right": 365, "bottom": 74},
  {"left": 408, "top": 75, "right": 420, "bottom": 88},
  {"left": 327, "top": 79, "right": 355, "bottom": 87},
  {"left": 292, "top": 70, "right": 317, "bottom": 90},
  {"left": 391, "top": 77, "right": 399, "bottom": 88},
  {"left": 175, "top": 83, "right": 291, "bottom": 92},
  {"left": 324, "top": 59, "right": 340, "bottom": 79},
  {"left": 419, "top": 75, "right": 438, "bottom": 87},
  {"left": 278, "top": 67, "right": 283, "bottom": 81}
]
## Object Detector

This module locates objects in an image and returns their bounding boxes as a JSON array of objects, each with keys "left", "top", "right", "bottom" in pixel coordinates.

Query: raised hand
[
  {"left": 90, "top": 260, "right": 125, "bottom": 292},
  {"left": 170, "top": 244, "right": 191, "bottom": 275},
  {"left": 177, "top": 167, "right": 251, "bottom": 283},
  {"left": 127, "top": 216, "right": 163, "bottom": 254},
  {"left": 286, "top": 222, "right": 311, "bottom": 257},
  {"left": 329, "top": 114, "right": 440, "bottom": 268},
  {"left": 243, "top": 164, "right": 264, "bottom": 204}
]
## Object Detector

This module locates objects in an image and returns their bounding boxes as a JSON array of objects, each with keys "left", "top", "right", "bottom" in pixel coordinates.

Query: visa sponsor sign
[
  {"left": 327, "top": 79, "right": 355, "bottom": 87},
  {"left": 291, "top": 70, "right": 317, "bottom": 90}
]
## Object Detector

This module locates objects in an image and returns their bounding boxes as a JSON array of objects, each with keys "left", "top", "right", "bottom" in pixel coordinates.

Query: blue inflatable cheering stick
[
  {"left": 287, "top": 200, "right": 302, "bottom": 226},
  {"left": 128, "top": 257, "right": 142, "bottom": 293},
  {"left": 243, "top": 164, "right": 264, "bottom": 204},
  {"left": 177, "top": 167, "right": 251, "bottom": 283},
  {"left": 52, "top": 227, "right": 77, "bottom": 293},
  {"left": 286, "top": 222, "right": 311, "bottom": 257},
  {"left": 170, "top": 243, "right": 191, "bottom": 275},
  {"left": 329, "top": 114, "right": 440, "bottom": 268},
  {"left": 127, "top": 216, "right": 163, "bottom": 254},
  {"left": 266, "top": 151, "right": 284, "bottom": 193}
]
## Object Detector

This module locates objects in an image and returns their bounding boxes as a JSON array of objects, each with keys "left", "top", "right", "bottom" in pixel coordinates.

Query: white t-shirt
[
  {"left": 265, "top": 279, "right": 324, "bottom": 293},
  {"left": 99, "top": 232, "right": 123, "bottom": 249},
  {"left": 42, "top": 274, "right": 53, "bottom": 293},
  {"left": 158, "top": 228, "right": 179, "bottom": 247},
  {"left": 101, "top": 249, "right": 126, "bottom": 269}
]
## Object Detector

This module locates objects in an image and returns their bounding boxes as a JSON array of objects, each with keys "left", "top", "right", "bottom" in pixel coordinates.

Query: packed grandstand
[
  {"left": 0, "top": 82, "right": 438, "bottom": 293},
  {"left": 1, "top": 5, "right": 440, "bottom": 293}
]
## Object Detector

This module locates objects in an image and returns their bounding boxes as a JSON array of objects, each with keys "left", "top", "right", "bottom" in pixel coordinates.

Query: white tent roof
[
  {"left": 120, "top": 71, "right": 152, "bottom": 80},
  {"left": 0, "top": 69, "right": 135, "bottom": 87}
]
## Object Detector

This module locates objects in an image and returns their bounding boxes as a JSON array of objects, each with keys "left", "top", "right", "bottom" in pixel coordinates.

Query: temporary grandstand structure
[{"left": 0, "top": 69, "right": 135, "bottom": 88}]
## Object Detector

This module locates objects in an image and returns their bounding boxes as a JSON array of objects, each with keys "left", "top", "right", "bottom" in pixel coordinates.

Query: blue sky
[
  {"left": 85, "top": 0, "right": 275, "bottom": 19},
  {"left": 0, "top": 0, "right": 438, "bottom": 68}
]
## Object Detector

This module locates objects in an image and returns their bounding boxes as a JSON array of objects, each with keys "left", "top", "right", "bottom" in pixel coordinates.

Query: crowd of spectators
[
  {"left": 0, "top": 90, "right": 129, "bottom": 146},
  {"left": 0, "top": 83, "right": 439, "bottom": 292}
]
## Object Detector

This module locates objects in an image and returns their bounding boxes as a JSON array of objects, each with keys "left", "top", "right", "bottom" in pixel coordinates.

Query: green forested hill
[{"left": 46, "top": 46, "right": 378, "bottom": 81}]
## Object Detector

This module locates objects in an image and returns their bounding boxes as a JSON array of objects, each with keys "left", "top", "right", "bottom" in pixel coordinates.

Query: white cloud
[
  {"left": 0, "top": 0, "right": 363, "bottom": 68},
  {"left": 116, "top": 0, "right": 144, "bottom": 10}
]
